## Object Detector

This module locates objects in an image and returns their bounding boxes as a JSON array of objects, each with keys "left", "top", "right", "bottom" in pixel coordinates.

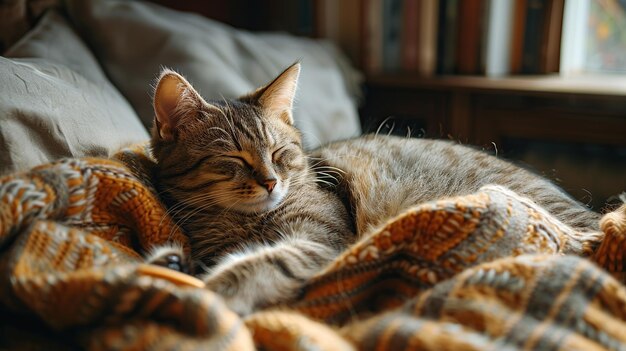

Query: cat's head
[{"left": 150, "top": 63, "right": 306, "bottom": 214}]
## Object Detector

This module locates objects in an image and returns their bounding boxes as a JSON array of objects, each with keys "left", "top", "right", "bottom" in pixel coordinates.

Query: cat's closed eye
[
  {"left": 223, "top": 155, "right": 253, "bottom": 170},
  {"left": 272, "top": 143, "right": 300, "bottom": 164},
  {"left": 271, "top": 145, "right": 289, "bottom": 163}
]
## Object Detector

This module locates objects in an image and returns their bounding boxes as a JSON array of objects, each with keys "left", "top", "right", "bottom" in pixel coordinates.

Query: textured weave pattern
[{"left": 0, "top": 146, "right": 625, "bottom": 350}]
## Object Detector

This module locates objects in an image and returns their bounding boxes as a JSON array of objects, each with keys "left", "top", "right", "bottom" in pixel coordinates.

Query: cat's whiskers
[
  {"left": 312, "top": 165, "right": 346, "bottom": 174},
  {"left": 168, "top": 190, "right": 237, "bottom": 226},
  {"left": 154, "top": 182, "right": 186, "bottom": 198},
  {"left": 309, "top": 161, "right": 347, "bottom": 174},
  {"left": 175, "top": 193, "right": 229, "bottom": 216},
  {"left": 192, "top": 200, "right": 247, "bottom": 262},
  {"left": 205, "top": 138, "right": 232, "bottom": 147},
  {"left": 313, "top": 168, "right": 344, "bottom": 179},
  {"left": 226, "top": 198, "right": 246, "bottom": 215},
  {"left": 291, "top": 172, "right": 335, "bottom": 190},
  {"left": 167, "top": 195, "right": 237, "bottom": 240},
  {"left": 157, "top": 192, "right": 211, "bottom": 228},
  {"left": 166, "top": 197, "right": 226, "bottom": 229},
  {"left": 307, "top": 155, "right": 351, "bottom": 169},
  {"left": 313, "top": 178, "right": 335, "bottom": 188},
  {"left": 374, "top": 116, "right": 394, "bottom": 137},
  {"left": 206, "top": 126, "right": 230, "bottom": 137},
  {"left": 220, "top": 108, "right": 236, "bottom": 137},
  {"left": 307, "top": 161, "right": 346, "bottom": 186},
  {"left": 316, "top": 172, "right": 343, "bottom": 182},
  {"left": 219, "top": 97, "right": 237, "bottom": 132},
  {"left": 288, "top": 173, "right": 308, "bottom": 187},
  {"left": 153, "top": 184, "right": 219, "bottom": 226},
  {"left": 193, "top": 259, "right": 212, "bottom": 276},
  {"left": 315, "top": 172, "right": 339, "bottom": 184},
  {"left": 294, "top": 127, "right": 324, "bottom": 150}
]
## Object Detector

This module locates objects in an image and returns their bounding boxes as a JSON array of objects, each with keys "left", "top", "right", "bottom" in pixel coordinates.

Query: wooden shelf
[{"left": 366, "top": 74, "right": 626, "bottom": 98}]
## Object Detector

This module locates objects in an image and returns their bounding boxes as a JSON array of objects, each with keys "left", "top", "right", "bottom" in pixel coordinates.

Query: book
[
  {"left": 483, "top": 0, "right": 516, "bottom": 76},
  {"left": 315, "top": 0, "right": 339, "bottom": 40},
  {"left": 315, "top": 0, "right": 361, "bottom": 65},
  {"left": 363, "top": 0, "right": 384, "bottom": 73},
  {"left": 338, "top": 0, "right": 362, "bottom": 66},
  {"left": 456, "top": 0, "right": 484, "bottom": 74},
  {"left": 478, "top": 0, "right": 491, "bottom": 74},
  {"left": 401, "top": 0, "right": 420, "bottom": 72},
  {"left": 382, "top": 0, "right": 404, "bottom": 72},
  {"left": 559, "top": 0, "right": 589, "bottom": 75},
  {"left": 436, "top": 0, "right": 460, "bottom": 75},
  {"left": 417, "top": 0, "right": 439, "bottom": 76},
  {"left": 521, "top": 0, "right": 549, "bottom": 74},
  {"left": 540, "top": 0, "right": 564, "bottom": 73},
  {"left": 510, "top": 0, "right": 528, "bottom": 74},
  {"left": 296, "top": 0, "right": 315, "bottom": 36}
]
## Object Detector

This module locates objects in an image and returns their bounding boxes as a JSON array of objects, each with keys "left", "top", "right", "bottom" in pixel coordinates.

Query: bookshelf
[
  {"left": 313, "top": 0, "right": 626, "bottom": 209},
  {"left": 362, "top": 73, "right": 626, "bottom": 143},
  {"left": 316, "top": 0, "right": 568, "bottom": 76},
  {"left": 365, "top": 74, "right": 626, "bottom": 96}
]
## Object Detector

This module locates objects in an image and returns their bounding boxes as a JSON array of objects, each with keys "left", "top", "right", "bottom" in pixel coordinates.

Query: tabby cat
[
  {"left": 150, "top": 63, "right": 354, "bottom": 314},
  {"left": 149, "top": 63, "right": 600, "bottom": 315}
]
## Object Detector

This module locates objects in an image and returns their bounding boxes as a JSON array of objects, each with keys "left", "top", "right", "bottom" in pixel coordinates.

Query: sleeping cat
[
  {"left": 150, "top": 63, "right": 354, "bottom": 314},
  {"left": 149, "top": 63, "right": 600, "bottom": 315}
]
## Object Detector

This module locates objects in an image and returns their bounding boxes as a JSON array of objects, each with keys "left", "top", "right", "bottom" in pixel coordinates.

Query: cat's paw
[
  {"left": 145, "top": 244, "right": 192, "bottom": 274},
  {"left": 203, "top": 275, "right": 257, "bottom": 316},
  {"left": 202, "top": 253, "right": 304, "bottom": 316}
]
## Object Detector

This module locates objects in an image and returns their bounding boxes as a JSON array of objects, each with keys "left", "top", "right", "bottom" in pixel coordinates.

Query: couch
[{"left": 2, "top": 1, "right": 626, "bottom": 350}]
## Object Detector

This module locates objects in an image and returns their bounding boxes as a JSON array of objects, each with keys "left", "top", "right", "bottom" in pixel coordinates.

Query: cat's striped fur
[
  {"left": 150, "top": 63, "right": 600, "bottom": 315},
  {"left": 151, "top": 63, "right": 354, "bottom": 314},
  {"left": 312, "top": 134, "right": 601, "bottom": 238}
]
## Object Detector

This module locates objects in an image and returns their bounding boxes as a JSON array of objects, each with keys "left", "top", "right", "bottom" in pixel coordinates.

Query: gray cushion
[
  {"left": 64, "top": 0, "right": 361, "bottom": 148},
  {"left": 1, "top": 11, "right": 148, "bottom": 174}
]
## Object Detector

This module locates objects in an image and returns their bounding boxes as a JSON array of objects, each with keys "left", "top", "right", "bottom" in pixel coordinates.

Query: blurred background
[{"left": 149, "top": 0, "right": 626, "bottom": 211}]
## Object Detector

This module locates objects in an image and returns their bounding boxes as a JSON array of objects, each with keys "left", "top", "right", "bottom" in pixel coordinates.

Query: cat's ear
[
  {"left": 153, "top": 69, "right": 205, "bottom": 141},
  {"left": 251, "top": 63, "right": 300, "bottom": 125}
]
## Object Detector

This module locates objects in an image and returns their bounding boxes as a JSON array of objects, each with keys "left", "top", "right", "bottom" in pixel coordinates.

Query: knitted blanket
[{"left": 1, "top": 145, "right": 626, "bottom": 351}]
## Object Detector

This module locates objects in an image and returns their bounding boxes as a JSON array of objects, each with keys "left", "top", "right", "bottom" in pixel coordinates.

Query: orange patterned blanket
[{"left": 1, "top": 145, "right": 625, "bottom": 350}]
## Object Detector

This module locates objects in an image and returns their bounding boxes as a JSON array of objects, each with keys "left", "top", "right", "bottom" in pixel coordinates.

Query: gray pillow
[
  {"left": 1, "top": 11, "right": 148, "bottom": 174},
  {"left": 64, "top": 0, "right": 361, "bottom": 148}
]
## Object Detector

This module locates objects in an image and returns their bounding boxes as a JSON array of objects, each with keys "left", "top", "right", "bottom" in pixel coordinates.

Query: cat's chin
[{"left": 235, "top": 190, "right": 287, "bottom": 214}]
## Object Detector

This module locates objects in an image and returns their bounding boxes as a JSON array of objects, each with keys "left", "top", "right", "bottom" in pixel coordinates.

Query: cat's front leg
[{"left": 202, "top": 238, "right": 338, "bottom": 315}]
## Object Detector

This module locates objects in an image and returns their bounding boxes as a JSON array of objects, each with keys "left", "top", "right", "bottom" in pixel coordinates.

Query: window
[{"left": 561, "top": 0, "right": 626, "bottom": 74}]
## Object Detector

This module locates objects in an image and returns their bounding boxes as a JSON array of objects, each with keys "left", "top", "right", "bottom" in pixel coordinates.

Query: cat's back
[{"left": 311, "top": 134, "right": 599, "bottom": 235}]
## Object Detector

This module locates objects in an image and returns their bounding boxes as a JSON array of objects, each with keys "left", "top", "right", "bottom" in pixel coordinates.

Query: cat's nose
[{"left": 260, "top": 178, "right": 277, "bottom": 193}]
